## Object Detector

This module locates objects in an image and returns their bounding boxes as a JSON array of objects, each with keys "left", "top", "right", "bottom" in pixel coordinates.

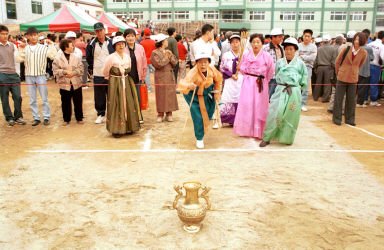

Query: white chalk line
[
  {"left": 26, "top": 148, "right": 384, "bottom": 153},
  {"left": 347, "top": 125, "right": 384, "bottom": 141}
]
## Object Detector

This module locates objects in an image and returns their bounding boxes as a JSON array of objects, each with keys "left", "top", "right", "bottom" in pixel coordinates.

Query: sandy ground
[{"left": 1, "top": 81, "right": 384, "bottom": 249}]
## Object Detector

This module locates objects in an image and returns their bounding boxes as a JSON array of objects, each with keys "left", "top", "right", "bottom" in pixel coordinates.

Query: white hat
[
  {"left": 39, "top": 36, "right": 45, "bottom": 40},
  {"left": 347, "top": 30, "right": 357, "bottom": 39},
  {"left": 150, "top": 33, "right": 169, "bottom": 43},
  {"left": 282, "top": 37, "right": 299, "bottom": 50},
  {"left": 111, "top": 32, "right": 116, "bottom": 37},
  {"left": 270, "top": 28, "right": 284, "bottom": 36},
  {"left": 322, "top": 34, "right": 331, "bottom": 42},
  {"left": 314, "top": 37, "right": 323, "bottom": 43},
  {"left": 195, "top": 51, "right": 212, "bottom": 62},
  {"left": 336, "top": 34, "right": 345, "bottom": 39},
  {"left": 112, "top": 36, "right": 126, "bottom": 46},
  {"left": 65, "top": 31, "right": 76, "bottom": 39},
  {"left": 229, "top": 34, "right": 241, "bottom": 41}
]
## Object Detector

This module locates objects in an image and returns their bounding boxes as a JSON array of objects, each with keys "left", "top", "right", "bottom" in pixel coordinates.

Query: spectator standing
[
  {"left": 367, "top": 30, "right": 384, "bottom": 107},
  {"left": 75, "top": 32, "right": 88, "bottom": 87},
  {"left": 357, "top": 34, "right": 374, "bottom": 107},
  {"left": 166, "top": 27, "right": 179, "bottom": 82},
  {"left": 176, "top": 34, "right": 188, "bottom": 81},
  {"left": 140, "top": 28, "right": 156, "bottom": 92}
]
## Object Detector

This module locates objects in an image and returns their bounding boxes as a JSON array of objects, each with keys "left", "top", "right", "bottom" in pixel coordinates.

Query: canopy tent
[
  {"left": 97, "top": 12, "right": 141, "bottom": 34},
  {"left": 20, "top": 5, "right": 117, "bottom": 34}
]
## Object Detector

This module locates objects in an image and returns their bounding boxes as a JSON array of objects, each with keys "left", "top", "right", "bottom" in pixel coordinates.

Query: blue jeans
[
  {"left": 145, "top": 64, "right": 155, "bottom": 91},
  {"left": 268, "top": 79, "right": 277, "bottom": 100},
  {"left": 25, "top": 75, "right": 50, "bottom": 120},
  {"left": 301, "top": 66, "right": 312, "bottom": 106},
  {"left": 368, "top": 65, "right": 380, "bottom": 101}
]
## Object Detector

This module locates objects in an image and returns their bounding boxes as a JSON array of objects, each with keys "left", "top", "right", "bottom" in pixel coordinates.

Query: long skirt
[
  {"left": 262, "top": 85, "right": 302, "bottom": 145},
  {"left": 106, "top": 68, "right": 141, "bottom": 135},
  {"left": 233, "top": 75, "right": 269, "bottom": 139},
  {"left": 184, "top": 85, "right": 215, "bottom": 140}
]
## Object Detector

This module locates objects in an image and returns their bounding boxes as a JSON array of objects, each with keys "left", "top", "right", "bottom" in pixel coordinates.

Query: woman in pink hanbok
[{"left": 233, "top": 33, "right": 275, "bottom": 139}]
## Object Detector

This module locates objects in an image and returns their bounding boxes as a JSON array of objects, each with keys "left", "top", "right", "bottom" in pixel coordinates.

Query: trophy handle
[
  {"left": 173, "top": 185, "right": 183, "bottom": 209},
  {"left": 200, "top": 186, "right": 211, "bottom": 210}
]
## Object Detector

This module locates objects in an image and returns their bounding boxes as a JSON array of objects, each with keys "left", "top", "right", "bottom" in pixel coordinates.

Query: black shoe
[
  {"left": 43, "top": 119, "right": 50, "bottom": 126},
  {"left": 15, "top": 118, "right": 26, "bottom": 125},
  {"left": 259, "top": 141, "right": 270, "bottom": 147},
  {"left": 333, "top": 120, "right": 341, "bottom": 126},
  {"left": 113, "top": 133, "right": 123, "bottom": 138},
  {"left": 32, "top": 120, "right": 41, "bottom": 126},
  {"left": 7, "top": 119, "right": 15, "bottom": 126}
]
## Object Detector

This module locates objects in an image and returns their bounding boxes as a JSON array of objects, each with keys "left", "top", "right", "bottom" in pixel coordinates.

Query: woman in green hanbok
[
  {"left": 102, "top": 36, "right": 141, "bottom": 138},
  {"left": 260, "top": 37, "right": 307, "bottom": 147}
]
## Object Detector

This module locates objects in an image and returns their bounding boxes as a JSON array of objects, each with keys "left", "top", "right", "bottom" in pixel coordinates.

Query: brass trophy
[{"left": 173, "top": 182, "right": 211, "bottom": 233}]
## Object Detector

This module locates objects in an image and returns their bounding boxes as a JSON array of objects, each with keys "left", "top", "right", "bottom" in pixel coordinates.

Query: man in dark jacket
[
  {"left": 166, "top": 27, "right": 179, "bottom": 82},
  {"left": 86, "top": 22, "right": 115, "bottom": 124}
]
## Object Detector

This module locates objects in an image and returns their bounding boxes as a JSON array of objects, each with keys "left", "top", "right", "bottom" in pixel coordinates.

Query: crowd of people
[{"left": 0, "top": 22, "right": 383, "bottom": 148}]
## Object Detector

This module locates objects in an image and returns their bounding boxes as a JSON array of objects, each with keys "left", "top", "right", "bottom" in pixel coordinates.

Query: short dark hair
[
  {"left": 116, "top": 31, "right": 123, "bottom": 37},
  {"left": 201, "top": 24, "right": 214, "bottom": 35},
  {"left": 362, "top": 29, "right": 371, "bottom": 36},
  {"left": 51, "top": 34, "right": 57, "bottom": 42},
  {"left": 76, "top": 32, "right": 82, "bottom": 39},
  {"left": 353, "top": 32, "right": 366, "bottom": 46},
  {"left": 303, "top": 29, "right": 313, "bottom": 36},
  {"left": 59, "top": 39, "right": 71, "bottom": 52},
  {"left": 249, "top": 33, "right": 264, "bottom": 44},
  {"left": 265, "top": 35, "right": 271, "bottom": 39},
  {"left": 59, "top": 34, "right": 65, "bottom": 42},
  {"left": 124, "top": 28, "right": 136, "bottom": 37},
  {"left": 175, "top": 34, "right": 182, "bottom": 42},
  {"left": 378, "top": 31, "right": 384, "bottom": 40},
  {"left": 155, "top": 40, "right": 165, "bottom": 48},
  {"left": 239, "top": 27, "right": 248, "bottom": 34},
  {"left": 167, "top": 27, "right": 176, "bottom": 36},
  {"left": 0, "top": 25, "right": 9, "bottom": 32}
]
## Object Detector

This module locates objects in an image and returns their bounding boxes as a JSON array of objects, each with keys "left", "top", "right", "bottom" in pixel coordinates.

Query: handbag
[{"left": 139, "top": 82, "right": 148, "bottom": 110}]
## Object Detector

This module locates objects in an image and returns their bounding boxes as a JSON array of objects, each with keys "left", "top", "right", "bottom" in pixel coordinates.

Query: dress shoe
[
  {"left": 259, "top": 141, "right": 270, "bottom": 147},
  {"left": 44, "top": 119, "right": 50, "bottom": 126},
  {"left": 32, "top": 120, "right": 41, "bottom": 126}
]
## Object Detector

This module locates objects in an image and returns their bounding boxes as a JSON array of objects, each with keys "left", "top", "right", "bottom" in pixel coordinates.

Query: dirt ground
[{"left": 0, "top": 80, "right": 384, "bottom": 249}]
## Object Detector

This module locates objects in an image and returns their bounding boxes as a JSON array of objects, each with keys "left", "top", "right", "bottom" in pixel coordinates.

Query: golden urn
[{"left": 173, "top": 182, "right": 211, "bottom": 233}]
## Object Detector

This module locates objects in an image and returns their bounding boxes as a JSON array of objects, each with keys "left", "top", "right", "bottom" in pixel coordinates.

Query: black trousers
[
  {"left": 93, "top": 76, "right": 108, "bottom": 116},
  {"left": 357, "top": 75, "right": 370, "bottom": 105},
  {"left": 0, "top": 84, "right": 23, "bottom": 121},
  {"left": 333, "top": 80, "right": 357, "bottom": 125},
  {"left": 60, "top": 86, "right": 83, "bottom": 122},
  {"left": 314, "top": 65, "right": 332, "bottom": 101}
]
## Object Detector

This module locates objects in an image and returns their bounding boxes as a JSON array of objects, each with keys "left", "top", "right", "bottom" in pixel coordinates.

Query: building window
[
  {"left": 301, "top": 0, "right": 316, "bottom": 2},
  {"left": 128, "top": 11, "right": 144, "bottom": 19},
  {"left": 280, "top": 11, "right": 296, "bottom": 21},
  {"left": 330, "top": 11, "right": 347, "bottom": 21},
  {"left": 157, "top": 11, "right": 172, "bottom": 20},
  {"left": 85, "top": 10, "right": 90, "bottom": 14},
  {"left": 221, "top": 10, "right": 244, "bottom": 22},
  {"left": 6, "top": 0, "right": 17, "bottom": 19},
  {"left": 204, "top": 11, "right": 219, "bottom": 20},
  {"left": 332, "top": 0, "right": 347, "bottom": 2},
  {"left": 157, "top": 0, "right": 172, "bottom": 2},
  {"left": 113, "top": 12, "right": 126, "bottom": 18},
  {"left": 53, "top": 3, "right": 61, "bottom": 11},
  {"left": 113, "top": 0, "right": 126, "bottom": 2},
  {"left": 298, "top": 11, "right": 314, "bottom": 21},
  {"left": 350, "top": 11, "right": 367, "bottom": 21},
  {"left": 281, "top": 0, "right": 296, "bottom": 2},
  {"left": 351, "top": 0, "right": 367, "bottom": 1},
  {"left": 249, "top": 11, "right": 265, "bottom": 21},
  {"left": 250, "top": 0, "right": 265, "bottom": 2},
  {"left": 31, "top": 1, "right": 42, "bottom": 15},
  {"left": 129, "top": 0, "right": 143, "bottom": 2},
  {"left": 378, "top": 3, "right": 384, "bottom": 12},
  {"left": 175, "top": 0, "right": 189, "bottom": 1},
  {"left": 175, "top": 11, "right": 189, "bottom": 20},
  {"left": 376, "top": 18, "right": 384, "bottom": 26}
]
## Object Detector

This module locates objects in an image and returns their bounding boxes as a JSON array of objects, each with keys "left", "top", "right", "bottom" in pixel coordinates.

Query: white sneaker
[
  {"left": 370, "top": 101, "right": 382, "bottom": 107},
  {"left": 364, "top": 100, "right": 369, "bottom": 105},
  {"left": 165, "top": 116, "right": 173, "bottom": 122},
  {"left": 196, "top": 140, "right": 204, "bottom": 149},
  {"left": 156, "top": 116, "right": 163, "bottom": 123},
  {"left": 139, "top": 120, "right": 144, "bottom": 124},
  {"left": 301, "top": 106, "right": 308, "bottom": 112},
  {"left": 95, "top": 115, "right": 105, "bottom": 124},
  {"left": 356, "top": 104, "right": 367, "bottom": 108},
  {"left": 212, "top": 121, "right": 219, "bottom": 129}
]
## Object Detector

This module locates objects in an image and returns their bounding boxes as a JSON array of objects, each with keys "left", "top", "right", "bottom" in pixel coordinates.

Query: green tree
[{"left": 97, "top": 0, "right": 104, "bottom": 5}]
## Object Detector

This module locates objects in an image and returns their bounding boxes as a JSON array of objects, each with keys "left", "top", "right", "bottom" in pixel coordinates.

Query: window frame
[
  {"left": 298, "top": 11, "right": 315, "bottom": 21},
  {"left": 6, "top": 0, "right": 17, "bottom": 20},
  {"left": 174, "top": 11, "right": 190, "bottom": 20},
  {"left": 330, "top": 11, "right": 347, "bottom": 21},
  {"left": 280, "top": 11, "right": 296, "bottom": 21},
  {"left": 31, "top": 0, "right": 43, "bottom": 15},
  {"left": 249, "top": 11, "right": 265, "bottom": 21},
  {"left": 203, "top": 10, "right": 219, "bottom": 20},
  {"left": 157, "top": 11, "right": 172, "bottom": 20}
]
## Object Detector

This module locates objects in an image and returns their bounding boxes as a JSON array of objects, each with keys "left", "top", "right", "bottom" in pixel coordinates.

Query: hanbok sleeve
[
  {"left": 265, "top": 53, "right": 275, "bottom": 84},
  {"left": 220, "top": 53, "right": 233, "bottom": 79},
  {"left": 239, "top": 52, "right": 249, "bottom": 75},
  {"left": 177, "top": 67, "right": 196, "bottom": 95},
  {"left": 141, "top": 48, "right": 147, "bottom": 82},
  {"left": 151, "top": 50, "right": 170, "bottom": 69},
  {"left": 102, "top": 55, "right": 114, "bottom": 80}
]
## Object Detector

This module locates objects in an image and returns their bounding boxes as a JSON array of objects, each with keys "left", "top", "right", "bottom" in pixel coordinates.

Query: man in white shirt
[
  {"left": 220, "top": 31, "right": 232, "bottom": 59},
  {"left": 367, "top": 30, "right": 384, "bottom": 106},
  {"left": 192, "top": 24, "right": 220, "bottom": 66}
]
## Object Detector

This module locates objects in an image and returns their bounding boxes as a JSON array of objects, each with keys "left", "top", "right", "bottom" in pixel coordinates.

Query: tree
[{"left": 97, "top": 0, "right": 104, "bottom": 5}]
